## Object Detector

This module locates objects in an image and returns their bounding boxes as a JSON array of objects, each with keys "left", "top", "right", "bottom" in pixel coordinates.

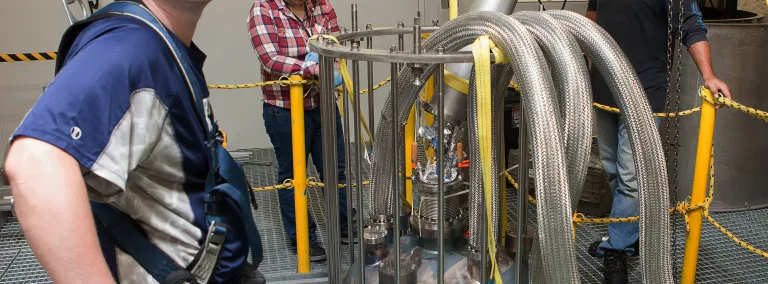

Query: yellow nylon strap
[
  {"left": 444, "top": 70, "right": 470, "bottom": 94},
  {"left": 488, "top": 40, "right": 509, "bottom": 65},
  {"left": 449, "top": 0, "right": 458, "bottom": 20},
  {"left": 472, "top": 35, "right": 503, "bottom": 283}
]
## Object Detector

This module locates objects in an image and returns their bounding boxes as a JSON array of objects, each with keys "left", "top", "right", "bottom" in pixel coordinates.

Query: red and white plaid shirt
[{"left": 248, "top": 0, "right": 339, "bottom": 110}]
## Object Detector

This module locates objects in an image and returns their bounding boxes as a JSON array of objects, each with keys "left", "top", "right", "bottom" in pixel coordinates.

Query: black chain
[{"left": 663, "top": 0, "right": 686, "bottom": 280}]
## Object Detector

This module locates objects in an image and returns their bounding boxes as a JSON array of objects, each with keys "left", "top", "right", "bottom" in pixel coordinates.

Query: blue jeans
[
  {"left": 262, "top": 103, "right": 349, "bottom": 246},
  {"left": 595, "top": 110, "right": 659, "bottom": 256}
]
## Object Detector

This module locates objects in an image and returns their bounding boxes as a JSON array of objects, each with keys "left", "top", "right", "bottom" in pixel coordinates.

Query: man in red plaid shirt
[{"left": 248, "top": 0, "right": 352, "bottom": 262}]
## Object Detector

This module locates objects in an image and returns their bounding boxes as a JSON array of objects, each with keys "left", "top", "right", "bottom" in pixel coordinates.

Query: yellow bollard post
[
  {"left": 680, "top": 87, "right": 717, "bottom": 283},
  {"left": 289, "top": 75, "right": 310, "bottom": 273},
  {"left": 405, "top": 106, "right": 415, "bottom": 204},
  {"left": 449, "top": 0, "right": 458, "bottom": 20}
]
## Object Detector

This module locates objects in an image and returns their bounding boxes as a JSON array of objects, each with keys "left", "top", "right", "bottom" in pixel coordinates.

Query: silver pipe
[
  {"left": 343, "top": 56, "right": 354, "bottom": 265},
  {"left": 435, "top": 47, "right": 446, "bottom": 284},
  {"left": 389, "top": 46, "right": 401, "bottom": 284},
  {"left": 319, "top": 50, "right": 342, "bottom": 283},
  {"left": 397, "top": 22, "right": 405, "bottom": 71},
  {"left": 469, "top": 0, "right": 519, "bottom": 12},
  {"left": 547, "top": 10, "right": 673, "bottom": 283},
  {"left": 356, "top": 67, "right": 367, "bottom": 284},
  {"left": 413, "top": 18, "right": 422, "bottom": 55},
  {"left": 435, "top": 0, "right": 518, "bottom": 123},
  {"left": 351, "top": 43, "right": 364, "bottom": 267},
  {"left": 516, "top": 109, "right": 529, "bottom": 284},
  {"left": 351, "top": 4, "right": 358, "bottom": 32},
  {"left": 366, "top": 24, "right": 375, "bottom": 141}
]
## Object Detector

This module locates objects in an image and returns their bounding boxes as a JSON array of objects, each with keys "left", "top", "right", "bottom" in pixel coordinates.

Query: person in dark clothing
[{"left": 585, "top": 0, "right": 731, "bottom": 283}]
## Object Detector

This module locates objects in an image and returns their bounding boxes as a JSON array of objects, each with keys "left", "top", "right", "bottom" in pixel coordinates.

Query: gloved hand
[
  {"left": 305, "top": 52, "right": 319, "bottom": 64},
  {"left": 334, "top": 70, "right": 343, "bottom": 88}
]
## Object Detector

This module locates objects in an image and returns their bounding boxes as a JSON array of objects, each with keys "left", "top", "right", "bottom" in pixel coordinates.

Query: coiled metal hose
[
  {"left": 368, "top": 10, "right": 670, "bottom": 283},
  {"left": 510, "top": 12, "right": 594, "bottom": 283},
  {"left": 547, "top": 10, "right": 673, "bottom": 284}
]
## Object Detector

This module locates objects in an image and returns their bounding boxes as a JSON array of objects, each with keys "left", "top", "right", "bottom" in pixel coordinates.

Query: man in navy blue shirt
[
  {"left": 586, "top": 0, "right": 731, "bottom": 283},
  {"left": 3, "top": 1, "right": 263, "bottom": 283}
]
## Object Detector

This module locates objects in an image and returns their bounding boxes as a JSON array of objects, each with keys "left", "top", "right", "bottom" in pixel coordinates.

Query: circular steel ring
[
  {"left": 334, "top": 26, "right": 440, "bottom": 41},
  {"left": 308, "top": 29, "right": 498, "bottom": 64}
]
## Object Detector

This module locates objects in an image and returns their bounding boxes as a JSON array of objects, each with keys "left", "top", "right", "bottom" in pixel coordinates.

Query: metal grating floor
[{"left": 2, "top": 148, "right": 768, "bottom": 283}]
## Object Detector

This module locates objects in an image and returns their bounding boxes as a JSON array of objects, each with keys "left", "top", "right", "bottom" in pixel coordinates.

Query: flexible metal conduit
[
  {"left": 547, "top": 10, "right": 673, "bottom": 284},
  {"left": 510, "top": 12, "right": 594, "bottom": 283}
]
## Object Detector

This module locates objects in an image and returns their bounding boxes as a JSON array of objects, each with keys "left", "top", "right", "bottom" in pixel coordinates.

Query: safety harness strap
[
  {"left": 58, "top": 1, "right": 263, "bottom": 283},
  {"left": 91, "top": 203, "right": 180, "bottom": 281}
]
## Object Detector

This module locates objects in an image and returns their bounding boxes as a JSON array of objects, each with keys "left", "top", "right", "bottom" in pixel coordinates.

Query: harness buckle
[{"left": 207, "top": 221, "right": 228, "bottom": 246}]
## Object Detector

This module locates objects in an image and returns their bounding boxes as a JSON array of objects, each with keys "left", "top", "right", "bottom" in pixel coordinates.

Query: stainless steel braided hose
[
  {"left": 511, "top": 12, "right": 594, "bottom": 283},
  {"left": 548, "top": 10, "right": 674, "bottom": 284}
]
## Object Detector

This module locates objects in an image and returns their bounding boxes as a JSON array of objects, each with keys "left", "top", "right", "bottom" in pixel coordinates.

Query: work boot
[
  {"left": 589, "top": 239, "right": 639, "bottom": 258},
  {"left": 291, "top": 242, "right": 328, "bottom": 262},
  {"left": 603, "top": 250, "right": 628, "bottom": 284},
  {"left": 240, "top": 263, "right": 266, "bottom": 284},
  {"left": 308, "top": 243, "right": 327, "bottom": 262}
]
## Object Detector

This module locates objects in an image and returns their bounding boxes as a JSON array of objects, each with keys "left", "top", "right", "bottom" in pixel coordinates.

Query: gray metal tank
[{"left": 672, "top": 19, "right": 768, "bottom": 212}]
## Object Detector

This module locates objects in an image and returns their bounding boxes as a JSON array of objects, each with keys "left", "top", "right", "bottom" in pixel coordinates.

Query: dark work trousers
[
  {"left": 504, "top": 87, "right": 521, "bottom": 154},
  {"left": 262, "top": 102, "right": 349, "bottom": 246}
]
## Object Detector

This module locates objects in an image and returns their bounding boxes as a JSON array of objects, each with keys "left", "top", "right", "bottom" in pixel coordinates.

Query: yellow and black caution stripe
[{"left": 0, "top": 52, "right": 58, "bottom": 63}]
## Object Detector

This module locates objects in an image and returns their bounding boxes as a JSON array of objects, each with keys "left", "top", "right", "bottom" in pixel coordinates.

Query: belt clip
[{"left": 207, "top": 221, "right": 228, "bottom": 246}]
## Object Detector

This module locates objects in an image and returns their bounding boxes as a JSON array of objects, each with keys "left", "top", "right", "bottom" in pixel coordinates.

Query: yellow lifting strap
[
  {"left": 444, "top": 70, "right": 520, "bottom": 96},
  {"left": 472, "top": 35, "right": 503, "bottom": 283}
]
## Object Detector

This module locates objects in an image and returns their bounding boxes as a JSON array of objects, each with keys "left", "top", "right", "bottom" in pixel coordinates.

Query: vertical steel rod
[
  {"left": 351, "top": 4, "right": 358, "bottom": 32},
  {"left": 343, "top": 58, "right": 354, "bottom": 265},
  {"left": 436, "top": 47, "right": 446, "bottom": 284},
  {"left": 320, "top": 50, "right": 342, "bottom": 283},
  {"left": 412, "top": 18, "right": 422, "bottom": 56},
  {"left": 481, "top": 174, "right": 488, "bottom": 284},
  {"left": 366, "top": 24, "right": 375, "bottom": 141},
  {"left": 515, "top": 106, "right": 529, "bottom": 284},
  {"left": 355, "top": 66, "right": 366, "bottom": 284},
  {"left": 397, "top": 22, "right": 404, "bottom": 71},
  {"left": 390, "top": 46, "right": 401, "bottom": 284},
  {"left": 347, "top": 4, "right": 359, "bottom": 267},
  {"left": 351, "top": 43, "right": 364, "bottom": 270}
]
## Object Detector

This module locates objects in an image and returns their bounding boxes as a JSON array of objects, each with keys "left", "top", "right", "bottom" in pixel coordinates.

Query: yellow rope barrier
[
  {"left": 593, "top": 102, "right": 701, "bottom": 118},
  {"left": 699, "top": 90, "right": 768, "bottom": 122}
]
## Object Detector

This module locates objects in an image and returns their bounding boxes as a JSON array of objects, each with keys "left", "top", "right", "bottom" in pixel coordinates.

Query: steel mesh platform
[{"left": 1, "top": 148, "right": 768, "bottom": 283}]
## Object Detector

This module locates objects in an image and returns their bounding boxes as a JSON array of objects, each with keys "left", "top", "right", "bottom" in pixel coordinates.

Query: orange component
[
  {"left": 411, "top": 142, "right": 418, "bottom": 163},
  {"left": 457, "top": 142, "right": 464, "bottom": 161},
  {"left": 217, "top": 129, "right": 228, "bottom": 149},
  {"left": 458, "top": 160, "right": 470, "bottom": 168}
]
